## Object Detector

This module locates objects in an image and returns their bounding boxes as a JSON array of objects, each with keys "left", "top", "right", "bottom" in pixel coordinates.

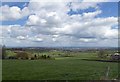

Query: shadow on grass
[{"left": 82, "top": 59, "right": 119, "bottom": 63}]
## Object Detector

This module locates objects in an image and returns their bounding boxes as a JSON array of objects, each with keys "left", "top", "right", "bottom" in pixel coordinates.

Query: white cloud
[
  {"left": 79, "top": 38, "right": 98, "bottom": 42},
  {"left": 16, "top": 36, "right": 26, "bottom": 40},
  {"left": 29, "top": 0, "right": 112, "bottom": 2},
  {"left": 83, "top": 10, "right": 102, "bottom": 19},
  {"left": 70, "top": 2, "right": 98, "bottom": 11},
  {"left": 27, "top": 15, "right": 39, "bottom": 25},
  {"left": 52, "top": 15, "right": 117, "bottom": 39},
  {"left": 29, "top": 37, "right": 43, "bottom": 42},
  {"left": 83, "top": 0, "right": 109, "bottom": 2},
  {"left": 0, "top": 5, "right": 29, "bottom": 21},
  {"left": 1, "top": 1, "right": 118, "bottom": 47},
  {"left": 104, "top": 29, "right": 118, "bottom": 39}
]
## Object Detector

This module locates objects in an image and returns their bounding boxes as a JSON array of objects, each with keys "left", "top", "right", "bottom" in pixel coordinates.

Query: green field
[
  {"left": 2, "top": 52, "right": 119, "bottom": 80},
  {"left": 0, "top": 60, "right": 2, "bottom": 81}
]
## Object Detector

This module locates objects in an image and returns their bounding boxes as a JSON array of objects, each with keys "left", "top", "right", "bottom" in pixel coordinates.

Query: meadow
[{"left": 2, "top": 50, "right": 119, "bottom": 80}]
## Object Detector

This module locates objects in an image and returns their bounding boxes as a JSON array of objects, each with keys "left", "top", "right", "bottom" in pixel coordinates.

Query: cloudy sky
[{"left": 0, "top": 0, "right": 119, "bottom": 47}]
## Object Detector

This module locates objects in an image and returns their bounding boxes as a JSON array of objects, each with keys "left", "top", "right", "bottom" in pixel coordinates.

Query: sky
[{"left": 0, "top": 0, "right": 119, "bottom": 47}]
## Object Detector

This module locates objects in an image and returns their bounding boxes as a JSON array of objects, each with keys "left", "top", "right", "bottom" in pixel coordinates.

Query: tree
[
  {"left": 98, "top": 50, "right": 106, "bottom": 58},
  {"left": 47, "top": 55, "right": 50, "bottom": 58},
  {"left": 16, "top": 52, "right": 32, "bottom": 59},
  {"left": 34, "top": 54, "right": 37, "bottom": 59},
  {"left": 2, "top": 45, "right": 6, "bottom": 59}
]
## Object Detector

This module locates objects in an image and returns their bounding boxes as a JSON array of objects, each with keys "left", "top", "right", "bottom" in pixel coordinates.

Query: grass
[
  {"left": 6, "top": 50, "right": 16, "bottom": 57},
  {"left": 0, "top": 60, "right": 2, "bottom": 81},
  {"left": 2, "top": 56, "right": 118, "bottom": 80},
  {"left": 2, "top": 51, "right": 119, "bottom": 80}
]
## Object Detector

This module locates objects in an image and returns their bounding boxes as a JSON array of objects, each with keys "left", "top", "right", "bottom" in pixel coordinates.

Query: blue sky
[
  {"left": 1, "top": 2, "right": 118, "bottom": 25},
  {"left": 68, "top": 2, "right": 118, "bottom": 17},
  {"left": 1, "top": 2, "right": 29, "bottom": 26},
  {"left": 0, "top": 1, "right": 118, "bottom": 47}
]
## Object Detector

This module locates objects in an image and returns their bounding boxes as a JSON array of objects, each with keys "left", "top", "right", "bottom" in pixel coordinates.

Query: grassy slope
[
  {"left": 0, "top": 60, "right": 2, "bottom": 81},
  {"left": 2, "top": 58, "right": 118, "bottom": 80}
]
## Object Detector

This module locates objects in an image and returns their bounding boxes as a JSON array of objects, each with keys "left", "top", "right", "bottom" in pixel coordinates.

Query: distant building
[{"left": 111, "top": 53, "right": 120, "bottom": 60}]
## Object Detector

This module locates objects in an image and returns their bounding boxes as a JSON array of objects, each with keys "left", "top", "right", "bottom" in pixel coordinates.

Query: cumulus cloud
[
  {"left": 16, "top": 36, "right": 26, "bottom": 40},
  {"left": 1, "top": 1, "right": 118, "bottom": 47},
  {"left": 79, "top": 38, "right": 98, "bottom": 43},
  {"left": 29, "top": 36, "right": 43, "bottom": 42},
  {"left": 70, "top": 2, "right": 98, "bottom": 11},
  {"left": 0, "top": 5, "right": 29, "bottom": 21}
]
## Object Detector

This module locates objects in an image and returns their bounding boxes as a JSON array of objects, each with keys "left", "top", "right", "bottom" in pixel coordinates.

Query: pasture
[{"left": 2, "top": 51, "right": 119, "bottom": 80}]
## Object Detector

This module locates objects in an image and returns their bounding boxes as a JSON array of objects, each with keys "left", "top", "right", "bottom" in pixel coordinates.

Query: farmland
[{"left": 2, "top": 47, "right": 119, "bottom": 80}]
